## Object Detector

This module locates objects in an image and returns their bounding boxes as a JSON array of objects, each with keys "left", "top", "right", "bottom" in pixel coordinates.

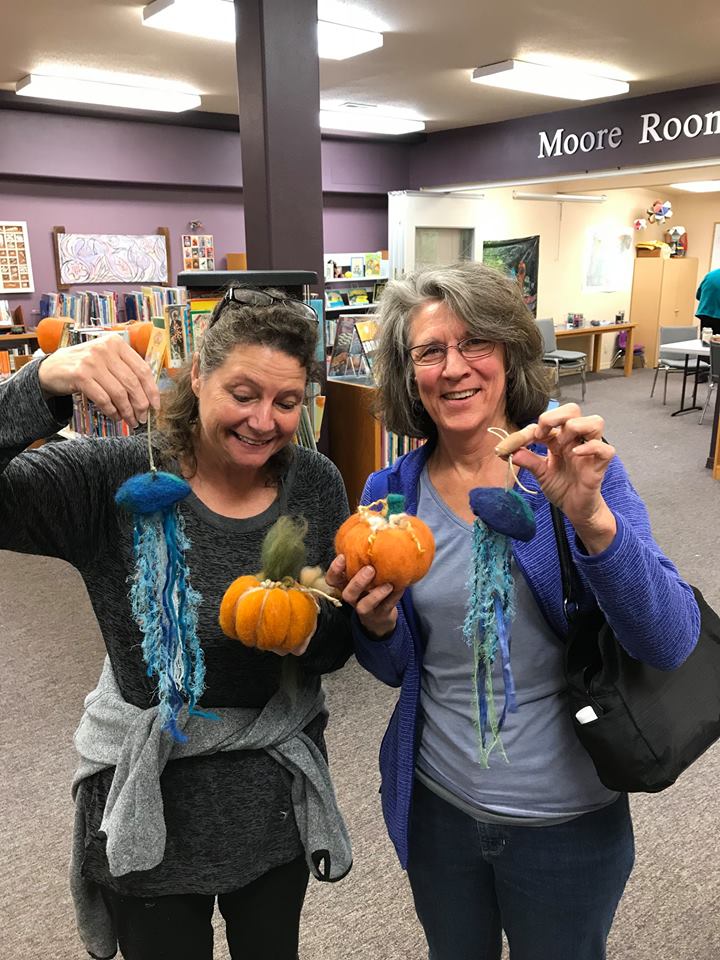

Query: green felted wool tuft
[
  {"left": 386, "top": 493, "right": 406, "bottom": 517},
  {"left": 261, "top": 516, "right": 308, "bottom": 582}
]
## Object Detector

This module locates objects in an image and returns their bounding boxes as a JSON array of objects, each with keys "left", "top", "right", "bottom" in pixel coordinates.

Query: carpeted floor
[{"left": 1, "top": 366, "right": 719, "bottom": 959}]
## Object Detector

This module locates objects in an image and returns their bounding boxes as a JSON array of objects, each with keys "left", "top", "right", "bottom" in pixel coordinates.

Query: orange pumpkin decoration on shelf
[
  {"left": 335, "top": 493, "right": 435, "bottom": 589},
  {"left": 219, "top": 517, "right": 341, "bottom": 653},
  {"left": 35, "top": 316, "right": 73, "bottom": 354},
  {"left": 35, "top": 317, "right": 154, "bottom": 357}
]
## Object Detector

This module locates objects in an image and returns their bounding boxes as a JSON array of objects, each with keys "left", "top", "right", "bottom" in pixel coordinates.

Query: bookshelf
[
  {"left": 326, "top": 379, "right": 381, "bottom": 508},
  {"left": 325, "top": 377, "right": 424, "bottom": 508}
]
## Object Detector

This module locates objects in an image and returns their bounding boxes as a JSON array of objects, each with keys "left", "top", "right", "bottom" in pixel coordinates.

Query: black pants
[
  {"left": 100, "top": 856, "right": 309, "bottom": 960},
  {"left": 697, "top": 315, "right": 720, "bottom": 336}
]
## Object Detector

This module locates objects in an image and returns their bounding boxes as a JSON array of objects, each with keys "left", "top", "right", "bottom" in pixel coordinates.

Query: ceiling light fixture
[
  {"left": 142, "top": 0, "right": 383, "bottom": 58},
  {"left": 320, "top": 107, "right": 424, "bottom": 136},
  {"left": 142, "top": 0, "right": 235, "bottom": 42},
  {"left": 316, "top": 20, "right": 383, "bottom": 59},
  {"left": 670, "top": 181, "right": 720, "bottom": 193},
  {"left": 471, "top": 60, "right": 629, "bottom": 101},
  {"left": 15, "top": 73, "right": 201, "bottom": 112},
  {"left": 513, "top": 191, "right": 607, "bottom": 202}
]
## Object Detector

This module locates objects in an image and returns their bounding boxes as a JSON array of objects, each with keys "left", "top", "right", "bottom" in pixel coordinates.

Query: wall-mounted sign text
[{"left": 538, "top": 109, "right": 720, "bottom": 159}]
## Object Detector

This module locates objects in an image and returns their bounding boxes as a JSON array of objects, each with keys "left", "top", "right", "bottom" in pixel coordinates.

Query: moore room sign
[
  {"left": 538, "top": 108, "right": 720, "bottom": 159},
  {"left": 412, "top": 82, "right": 720, "bottom": 189}
]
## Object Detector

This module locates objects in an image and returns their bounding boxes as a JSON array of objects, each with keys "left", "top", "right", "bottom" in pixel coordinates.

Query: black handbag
[{"left": 551, "top": 503, "right": 720, "bottom": 793}]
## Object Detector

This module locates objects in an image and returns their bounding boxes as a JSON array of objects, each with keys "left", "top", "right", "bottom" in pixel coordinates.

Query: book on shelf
[
  {"left": 328, "top": 316, "right": 372, "bottom": 379},
  {"left": 346, "top": 287, "right": 371, "bottom": 305},
  {"left": 0, "top": 299, "right": 13, "bottom": 327},
  {"left": 364, "top": 252, "right": 382, "bottom": 277},
  {"left": 325, "top": 290, "right": 345, "bottom": 309},
  {"left": 382, "top": 430, "right": 425, "bottom": 468}
]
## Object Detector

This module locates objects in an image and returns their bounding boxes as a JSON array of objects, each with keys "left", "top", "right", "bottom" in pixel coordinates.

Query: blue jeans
[{"left": 407, "top": 780, "right": 634, "bottom": 960}]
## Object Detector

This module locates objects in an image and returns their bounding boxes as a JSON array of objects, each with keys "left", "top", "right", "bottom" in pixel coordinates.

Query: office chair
[
  {"left": 536, "top": 318, "right": 587, "bottom": 401},
  {"left": 650, "top": 326, "right": 707, "bottom": 405},
  {"left": 699, "top": 341, "right": 720, "bottom": 424}
]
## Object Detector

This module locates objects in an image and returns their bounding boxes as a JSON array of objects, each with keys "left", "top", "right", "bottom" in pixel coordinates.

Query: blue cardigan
[{"left": 352, "top": 442, "right": 700, "bottom": 868}]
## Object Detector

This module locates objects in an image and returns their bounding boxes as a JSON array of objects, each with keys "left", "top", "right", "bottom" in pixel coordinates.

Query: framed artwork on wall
[
  {"left": 710, "top": 222, "right": 720, "bottom": 271},
  {"left": 52, "top": 226, "right": 171, "bottom": 289},
  {"left": 0, "top": 221, "right": 34, "bottom": 294},
  {"left": 481, "top": 235, "right": 539, "bottom": 316},
  {"left": 182, "top": 234, "right": 215, "bottom": 272}
]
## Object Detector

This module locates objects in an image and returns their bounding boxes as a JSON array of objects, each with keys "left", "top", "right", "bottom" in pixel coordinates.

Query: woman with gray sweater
[{"left": 0, "top": 288, "right": 353, "bottom": 960}]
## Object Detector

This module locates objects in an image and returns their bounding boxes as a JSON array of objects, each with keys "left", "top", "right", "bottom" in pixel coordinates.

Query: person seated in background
[
  {"left": 327, "top": 261, "right": 700, "bottom": 960},
  {"left": 0, "top": 287, "right": 353, "bottom": 960}
]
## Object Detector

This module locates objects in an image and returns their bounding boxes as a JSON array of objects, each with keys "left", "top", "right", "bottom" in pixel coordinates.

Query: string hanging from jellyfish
[
  {"left": 462, "top": 427, "right": 537, "bottom": 766},
  {"left": 115, "top": 412, "right": 217, "bottom": 742}
]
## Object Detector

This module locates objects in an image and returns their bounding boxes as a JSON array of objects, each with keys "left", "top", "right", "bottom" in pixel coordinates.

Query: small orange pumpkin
[
  {"left": 35, "top": 316, "right": 72, "bottom": 353},
  {"left": 335, "top": 493, "right": 435, "bottom": 589},
  {"left": 218, "top": 517, "right": 340, "bottom": 653},
  {"left": 219, "top": 575, "right": 320, "bottom": 652},
  {"left": 110, "top": 321, "right": 154, "bottom": 357}
]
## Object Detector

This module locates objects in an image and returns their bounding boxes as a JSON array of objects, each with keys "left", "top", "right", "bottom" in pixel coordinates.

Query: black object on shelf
[{"left": 177, "top": 270, "right": 318, "bottom": 293}]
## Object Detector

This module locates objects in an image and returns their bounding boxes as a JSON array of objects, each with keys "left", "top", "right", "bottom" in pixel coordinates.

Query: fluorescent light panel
[
  {"left": 471, "top": 59, "right": 629, "bottom": 101},
  {"left": 142, "top": 0, "right": 383, "bottom": 59},
  {"left": 15, "top": 73, "right": 200, "bottom": 112},
  {"left": 513, "top": 191, "right": 606, "bottom": 202},
  {"left": 316, "top": 20, "right": 383, "bottom": 59},
  {"left": 320, "top": 109, "right": 424, "bottom": 136},
  {"left": 142, "top": 0, "right": 234, "bottom": 42},
  {"left": 670, "top": 180, "right": 720, "bottom": 193}
]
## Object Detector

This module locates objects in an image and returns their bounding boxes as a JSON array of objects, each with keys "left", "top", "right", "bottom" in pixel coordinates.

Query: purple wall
[
  {"left": 0, "top": 179, "right": 388, "bottom": 320},
  {"left": 0, "top": 109, "right": 410, "bottom": 193},
  {"left": 322, "top": 193, "right": 388, "bottom": 252}
]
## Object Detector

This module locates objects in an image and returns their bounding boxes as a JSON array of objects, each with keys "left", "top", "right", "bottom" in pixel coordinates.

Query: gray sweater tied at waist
[{"left": 71, "top": 657, "right": 352, "bottom": 959}]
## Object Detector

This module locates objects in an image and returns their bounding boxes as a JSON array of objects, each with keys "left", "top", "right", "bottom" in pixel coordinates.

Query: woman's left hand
[{"left": 496, "top": 403, "right": 617, "bottom": 554}]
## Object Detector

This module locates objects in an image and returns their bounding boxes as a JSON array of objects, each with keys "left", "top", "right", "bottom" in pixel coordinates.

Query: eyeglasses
[
  {"left": 409, "top": 336, "right": 496, "bottom": 366},
  {"left": 216, "top": 287, "right": 318, "bottom": 325}
]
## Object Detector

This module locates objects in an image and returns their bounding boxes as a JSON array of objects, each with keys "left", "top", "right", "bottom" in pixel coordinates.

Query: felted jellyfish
[
  {"left": 461, "top": 428, "right": 536, "bottom": 766},
  {"left": 115, "top": 424, "right": 215, "bottom": 742}
]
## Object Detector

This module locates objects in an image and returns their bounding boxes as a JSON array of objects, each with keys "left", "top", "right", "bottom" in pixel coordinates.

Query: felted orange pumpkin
[
  {"left": 110, "top": 321, "right": 154, "bottom": 357},
  {"left": 219, "top": 516, "right": 341, "bottom": 652},
  {"left": 335, "top": 493, "right": 435, "bottom": 589},
  {"left": 35, "top": 316, "right": 72, "bottom": 353}
]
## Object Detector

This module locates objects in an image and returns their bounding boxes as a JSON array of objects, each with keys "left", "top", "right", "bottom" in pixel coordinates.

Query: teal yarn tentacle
[{"left": 462, "top": 518, "right": 516, "bottom": 766}]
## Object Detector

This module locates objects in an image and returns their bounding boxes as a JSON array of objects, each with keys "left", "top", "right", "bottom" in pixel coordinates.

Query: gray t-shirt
[
  {"left": 0, "top": 361, "right": 353, "bottom": 896},
  {"left": 414, "top": 467, "right": 618, "bottom": 822}
]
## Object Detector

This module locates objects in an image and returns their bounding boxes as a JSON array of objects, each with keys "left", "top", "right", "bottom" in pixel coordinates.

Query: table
[
  {"left": 655, "top": 339, "right": 709, "bottom": 417},
  {"left": 555, "top": 322, "right": 637, "bottom": 377}
]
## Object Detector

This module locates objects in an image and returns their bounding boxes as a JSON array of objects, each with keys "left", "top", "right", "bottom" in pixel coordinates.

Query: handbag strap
[{"left": 549, "top": 503, "right": 582, "bottom": 627}]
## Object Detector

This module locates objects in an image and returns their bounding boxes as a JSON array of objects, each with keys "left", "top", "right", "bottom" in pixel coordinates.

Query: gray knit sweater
[{"left": 0, "top": 360, "right": 353, "bottom": 898}]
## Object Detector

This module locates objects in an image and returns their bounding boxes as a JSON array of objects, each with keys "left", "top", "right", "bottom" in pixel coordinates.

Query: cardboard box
[{"left": 636, "top": 248, "right": 662, "bottom": 258}]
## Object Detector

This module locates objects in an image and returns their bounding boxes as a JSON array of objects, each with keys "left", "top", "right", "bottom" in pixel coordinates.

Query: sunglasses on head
[{"left": 213, "top": 287, "right": 317, "bottom": 326}]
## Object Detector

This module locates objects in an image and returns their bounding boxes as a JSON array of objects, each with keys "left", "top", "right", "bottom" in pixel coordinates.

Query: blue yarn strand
[{"left": 127, "top": 501, "right": 212, "bottom": 741}]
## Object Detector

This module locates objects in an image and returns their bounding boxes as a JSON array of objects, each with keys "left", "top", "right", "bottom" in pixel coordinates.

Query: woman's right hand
[
  {"left": 38, "top": 334, "right": 161, "bottom": 429},
  {"left": 325, "top": 554, "right": 405, "bottom": 639}
]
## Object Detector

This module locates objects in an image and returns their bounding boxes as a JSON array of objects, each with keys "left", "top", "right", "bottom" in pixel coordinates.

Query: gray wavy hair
[
  {"left": 158, "top": 288, "right": 318, "bottom": 478},
  {"left": 372, "top": 261, "right": 550, "bottom": 438}
]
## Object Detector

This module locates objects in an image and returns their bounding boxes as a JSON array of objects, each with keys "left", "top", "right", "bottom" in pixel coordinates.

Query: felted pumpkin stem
[
  {"left": 386, "top": 493, "right": 406, "bottom": 517},
  {"left": 261, "top": 516, "right": 308, "bottom": 582}
]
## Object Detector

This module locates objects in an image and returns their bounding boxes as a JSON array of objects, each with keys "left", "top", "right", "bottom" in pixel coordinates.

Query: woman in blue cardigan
[{"left": 327, "top": 261, "right": 699, "bottom": 960}]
